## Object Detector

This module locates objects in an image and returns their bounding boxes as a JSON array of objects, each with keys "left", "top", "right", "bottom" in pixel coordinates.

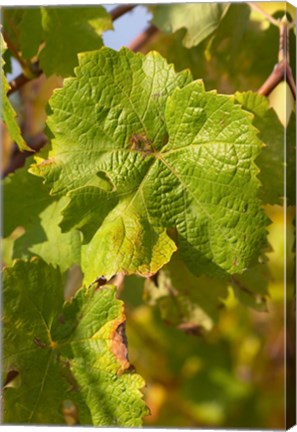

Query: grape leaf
[
  {"left": 152, "top": 3, "right": 230, "bottom": 48},
  {"left": 31, "top": 48, "right": 268, "bottom": 284},
  {"left": 14, "top": 198, "right": 81, "bottom": 273},
  {"left": 3, "top": 259, "right": 147, "bottom": 426},
  {"left": 18, "top": 6, "right": 112, "bottom": 77},
  {"left": 1, "top": 8, "right": 24, "bottom": 74},
  {"left": 231, "top": 259, "right": 270, "bottom": 312},
  {"left": 145, "top": 252, "right": 228, "bottom": 332},
  {"left": 205, "top": 3, "right": 251, "bottom": 63},
  {"left": 0, "top": 33, "right": 31, "bottom": 151},
  {"left": 145, "top": 252, "right": 269, "bottom": 331},
  {"left": 235, "top": 91, "right": 296, "bottom": 205},
  {"left": 3, "top": 159, "right": 81, "bottom": 272}
]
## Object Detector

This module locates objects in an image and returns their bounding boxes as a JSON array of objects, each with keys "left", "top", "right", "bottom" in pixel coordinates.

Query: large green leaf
[
  {"left": 0, "top": 33, "right": 31, "bottom": 151},
  {"left": 152, "top": 3, "right": 230, "bottom": 48},
  {"left": 31, "top": 48, "right": 268, "bottom": 284},
  {"left": 3, "top": 159, "right": 81, "bottom": 272},
  {"left": 18, "top": 6, "right": 112, "bottom": 77},
  {"left": 3, "top": 259, "right": 147, "bottom": 425},
  {"left": 235, "top": 91, "right": 296, "bottom": 205}
]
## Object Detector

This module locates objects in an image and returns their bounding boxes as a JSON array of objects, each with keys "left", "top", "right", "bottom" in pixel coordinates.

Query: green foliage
[
  {"left": 3, "top": 159, "right": 81, "bottom": 271},
  {"left": 144, "top": 252, "right": 269, "bottom": 331},
  {"left": 2, "top": 3, "right": 295, "bottom": 428},
  {"left": 4, "top": 6, "right": 112, "bottom": 77},
  {"left": 152, "top": 3, "right": 230, "bottom": 48},
  {"left": 146, "top": 4, "right": 296, "bottom": 95},
  {"left": 3, "top": 259, "right": 147, "bottom": 425},
  {"left": 230, "top": 261, "right": 270, "bottom": 311},
  {"left": 145, "top": 252, "right": 228, "bottom": 331},
  {"left": 31, "top": 48, "right": 268, "bottom": 284},
  {"left": 235, "top": 91, "right": 285, "bottom": 204},
  {"left": 0, "top": 34, "right": 31, "bottom": 151},
  {"left": 235, "top": 91, "right": 296, "bottom": 206}
]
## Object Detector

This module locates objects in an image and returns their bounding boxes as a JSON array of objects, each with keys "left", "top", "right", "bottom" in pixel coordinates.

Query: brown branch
[
  {"left": 128, "top": 25, "right": 159, "bottom": 52},
  {"left": 7, "top": 62, "right": 42, "bottom": 96},
  {"left": 258, "top": 60, "right": 296, "bottom": 99},
  {"left": 110, "top": 4, "right": 136, "bottom": 21},
  {"left": 3, "top": 132, "right": 48, "bottom": 177},
  {"left": 2, "top": 30, "right": 28, "bottom": 70},
  {"left": 257, "top": 17, "right": 296, "bottom": 99},
  {"left": 7, "top": 75, "right": 30, "bottom": 96}
]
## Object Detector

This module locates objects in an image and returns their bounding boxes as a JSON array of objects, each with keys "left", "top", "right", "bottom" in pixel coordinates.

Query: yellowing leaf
[
  {"left": 3, "top": 259, "right": 147, "bottom": 425},
  {"left": 31, "top": 48, "right": 268, "bottom": 284}
]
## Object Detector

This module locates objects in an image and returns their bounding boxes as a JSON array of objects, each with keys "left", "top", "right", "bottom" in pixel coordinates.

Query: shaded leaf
[
  {"left": 31, "top": 48, "right": 268, "bottom": 284},
  {"left": 145, "top": 251, "right": 269, "bottom": 331},
  {"left": 0, "top": 33, "right": 31, "bottom": 151},
  {"left": 235, "top": 91, "right": 295, "bottom": 205},
  {"left": 152, "top": 3, "right": 230, "bottom": 48},
  {"left": 3, "top": 259, "right": 147, "bottom": 425},
  {"left": 145, "top": 252, "right": 228, "bottom": 332},
  {"left": 18, "top": 6, "right": 112, "bottom": 77},
  {"left": 3, "top": 159, "right": 80, "bottom": 272},
  {"left": 231, "top": 260, "right": 270, "bottom": 311}
]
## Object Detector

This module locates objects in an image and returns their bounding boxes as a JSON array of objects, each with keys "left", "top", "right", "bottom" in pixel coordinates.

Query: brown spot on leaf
[
  {"left": 111, "top": 318, "right": 130, "bottom": 374},
  {"left": 33, "top": 336, "right": 46, "bottom": 348},
  {"left": 129, "top": 133, "right": 153, "bottom": 156}
]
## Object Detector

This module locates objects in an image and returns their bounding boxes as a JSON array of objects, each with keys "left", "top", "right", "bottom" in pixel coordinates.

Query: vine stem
[
  {"left": 257, "top": 16, "right": 296, "bottom": 99},
  {"left": 128, "top": 25, "right": 159, "bottom": 52},
  {"left": 110, "top": 4, "right": 136, "bottom": 21},
  {"left": 7, "top": 62, "right": 42, "bottom": 96},
  {"left": 3, "top": 132, "right": 48, "bottom": 177}
]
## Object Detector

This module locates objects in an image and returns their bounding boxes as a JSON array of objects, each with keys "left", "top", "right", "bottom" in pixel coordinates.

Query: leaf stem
[
  {"left": 7, "top": 62, "right": 42, "bottom": 96},
  {"left": 110, "top": 4, "right": 136, "bottom": 21}
]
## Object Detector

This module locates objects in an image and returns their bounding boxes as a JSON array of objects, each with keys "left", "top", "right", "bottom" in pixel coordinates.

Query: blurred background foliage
[
  {"left": 1, "top": 2, "right": 296, "bottom": 429},
  {"left": 120, "top": 205, "right": 295, "bottom": 429}
]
